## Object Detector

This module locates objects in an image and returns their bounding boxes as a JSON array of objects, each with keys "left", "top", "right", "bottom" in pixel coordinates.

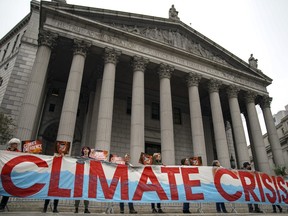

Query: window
[
  {"left": 51, "top": 88, "right": 59, "bottom": 96},
  {"left": 0, "top": 77, "right": 3, "bottom": 86},
  {"left": 173, "top": 107, "right": 182, "bottom": 124},
  {"left": 49, "top": 104, "right": 55, "bottom": 112},
  {"left": 126, "top": 97, "right": 131, "bottom": 115},
  {"left": 151, "top": 102, "right": 160, "bottom": 120}
]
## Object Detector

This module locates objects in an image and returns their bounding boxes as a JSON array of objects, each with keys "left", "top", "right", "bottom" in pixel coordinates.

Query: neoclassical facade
[{"left": 0, "top": 1, "right": 285, "bottom": 174}]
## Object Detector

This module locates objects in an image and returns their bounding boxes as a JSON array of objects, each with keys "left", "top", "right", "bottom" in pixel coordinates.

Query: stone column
[
  {"left": 158, "top": 63, "right": 175, "bottom": 165},
  {"left": 245, "top": 91, "right": 271, "bottom": 174},
  {"left": 16, "top": 31, "right": 57, "bottom": 140},
  {"left": 186, "top": 72, "right": 207, "bottom": 165},
  {"left": 89, "top": 66, "right": 103, "bottom": 148},
  {"left": 260, "top": 96, "right": 285, "bottom": 167},
  {"left": 130, "top": 56, "right": 149, "bottom": 165},
  {"left": 56, "top": 40, "right": 90, "bottom": 155},
  {"left": 208, "top": 79, "right": 230, "bottom": 168},
  {"left": 95, "top": 48, "right": 121, "bottom": 152},
  {"left": 227, "top": 85, "right": 250, "bottom": 167}
]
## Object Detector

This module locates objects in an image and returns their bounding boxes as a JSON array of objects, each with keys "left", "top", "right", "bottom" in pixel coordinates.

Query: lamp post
[{"left": 230, "top": 154, "right": 236, "bottom": 169}]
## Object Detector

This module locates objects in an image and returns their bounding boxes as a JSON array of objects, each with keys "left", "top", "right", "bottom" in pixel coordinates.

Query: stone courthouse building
[{"left": 0, "top": 0, "right": 285, "bottom": 174}]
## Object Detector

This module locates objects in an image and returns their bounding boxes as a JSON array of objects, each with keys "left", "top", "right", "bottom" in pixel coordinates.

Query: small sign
[
  {"left": 55, "top": 141, "right": 70, "bottom": 155},
  {"left": 90, "top": 149, "right": 109, "bottom": 161},
  {"left": 139, "top": 152, "right": 153, "bottom": 165},
  {"left": 22, "top": 140, "right": 42, "bottom": 154}
]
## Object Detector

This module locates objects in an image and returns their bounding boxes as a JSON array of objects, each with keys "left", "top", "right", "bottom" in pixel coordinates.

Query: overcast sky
[{"left": 1, "top": 0, "right": 288, "bottom": 133}]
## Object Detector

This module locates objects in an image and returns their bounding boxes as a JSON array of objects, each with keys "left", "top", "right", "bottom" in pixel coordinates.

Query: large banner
[{"left": 0, "top": 151, "right": 287, "bottom": 205}]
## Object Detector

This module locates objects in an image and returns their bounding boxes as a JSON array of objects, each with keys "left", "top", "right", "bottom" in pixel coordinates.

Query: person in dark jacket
[{"left": 181, "top": 158, "right": 191, "bottom": 213}]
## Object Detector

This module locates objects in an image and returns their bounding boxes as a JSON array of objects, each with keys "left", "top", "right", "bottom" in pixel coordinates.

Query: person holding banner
[
  {"left": 242, "top": 162, "right": 263, "bottom": 213},
  {"left": 181, "top": 158, "right": 191, "bottom": 214},
  {"left": 119, "top": 153, "right": 137, "bottom": 214},
  {"left": 212, "top": 160, "right": 228, "bottom": 213},
  {"left": 151, "top": 153, "right": 164, "bottom": 214},
  {"left": 0, "top": 138, "right": 21, "bottom": 212},
  {"left": 74, "top": 146, "right": 91, "bottom": 214},
  {"left": 42, "top": 151, "right": 65, "bottom": 213}
]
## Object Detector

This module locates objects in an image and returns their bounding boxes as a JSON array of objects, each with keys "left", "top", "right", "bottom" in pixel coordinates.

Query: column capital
[
  {"left": 104, "top": 47, "right": 121, "bottom": 64},
  {"left": 260, "top": 96, "right": 272, "bottom": 109},
  {"left": 158, "top": 63, "right": 174, "bottom": 79},
  {"left": 73, "top": 40, "right": 91, "bottom": 57},
  {"left": 208, "top": 79, "right": 222, "bottom": 93},
  {"left": 131, "top": 56, "right": 149, "bottom": 72},
  {"left": 245, "top": 91, "right": 257, "bottom": 104},
  {"left": 186, "top": 72, "right": 202, "bottom": 87},
  {"left": 38, "top": 30, "right": 57, "bottom": 49},
  {"left": 227, "top": 85, "right": 240, "bottom": 98}
]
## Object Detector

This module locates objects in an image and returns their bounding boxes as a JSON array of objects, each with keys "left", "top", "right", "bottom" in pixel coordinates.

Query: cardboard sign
[
  {"left": 22, "top": 140, "right": 42, "bottom": 154},
  {"left": 90, "top": 149, "right": 109, "bottom": 161},
  {"left": 189, "top": 156, "right": 202, "bottom": 166},
  {"left": 139, "top": 152, "right": 153, "bottom": 165},
  {"left": 55, "top": 141, "right": 70, "bottom": 155},
  {"left": 110, "top": 155, "right": 125, "bottom": 164}
]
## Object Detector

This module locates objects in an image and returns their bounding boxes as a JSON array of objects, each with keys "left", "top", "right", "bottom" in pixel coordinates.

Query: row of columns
[{"left": 16, "top": 31, "right": 284, "bottom": 172}]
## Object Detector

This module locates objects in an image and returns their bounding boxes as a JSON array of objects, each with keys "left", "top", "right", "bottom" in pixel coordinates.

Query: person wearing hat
[
  {"left": 242, "top": 162, "right": 263, "bottom": 213},
  {"left": 0, "top": 138, "right": 21, "bottom": 212}
]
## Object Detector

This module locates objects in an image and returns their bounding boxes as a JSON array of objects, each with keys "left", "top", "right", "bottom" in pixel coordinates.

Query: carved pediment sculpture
[{"left": 111, "top": 23, "right": 229, "bottom": 66}]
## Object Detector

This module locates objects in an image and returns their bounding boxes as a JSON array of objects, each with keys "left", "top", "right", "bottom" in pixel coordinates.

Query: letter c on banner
[
  {"left": 1, "top": 155, "right": 48, "bottom": 197},
  {"left": 214, "top": 169, "right": 242, "bottom": 201}
]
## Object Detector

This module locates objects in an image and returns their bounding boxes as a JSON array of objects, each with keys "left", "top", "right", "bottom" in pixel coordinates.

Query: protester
[
  {"left": 0, "top": 138, "right": 21, "bottom": 212},
  {"left": 151, "top": 153, "right": 164, "bottom": 213},
  {"left": 119, "top": 153, "right": 137, "bottom": 214},
  {"left": 242, "top": 162, "right": 263, "bottom": 213},
  {"left": 42, "top": 151, "right": 66, "bottom": 213},
  {"left": 181, "top": 158, "right": 191, "bottom": 214},
  {"left": 212, "top": 160, "right": 228, "bottom": 213},
  {"left": 74, "top": 146, "right": 91, "bottom": 213},
  {"left": 42, "top": 199, "right": 59, "bottom": 213}
]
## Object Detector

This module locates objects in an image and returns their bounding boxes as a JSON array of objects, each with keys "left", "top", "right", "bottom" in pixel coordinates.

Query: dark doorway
[{"left": 145, "top": 142, "right": 161, "bottom": 155}]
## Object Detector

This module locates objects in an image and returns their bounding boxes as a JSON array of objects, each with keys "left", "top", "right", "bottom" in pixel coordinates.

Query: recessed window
[
  {"left": 151, "top": 102, "right": 160, "bottom": 120},
  {"left": 1, "top": 42, "right": 10, "bottom": 61},
  {"left": 12, "top": 34, "right": 20, "bottom": 53},
  {"left": 173, "top": 107, "right": 182, "bottom": 124},
  {"left": 126, "top": 97, "right": 131, "bottom": 115},
  {"left": 0, "top": 77, "right": 3, "bottom": 86},
  {"left": 49, "top": 104, "right": 55, "bottom": 112},
  {"left": 51, "top": 88, "right": 59, "bottom": 96}
]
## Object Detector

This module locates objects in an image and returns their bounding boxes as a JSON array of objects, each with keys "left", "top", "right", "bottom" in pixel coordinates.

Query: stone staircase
[{"left": 4, "top": 198, "right": 287, "bottom": 215}]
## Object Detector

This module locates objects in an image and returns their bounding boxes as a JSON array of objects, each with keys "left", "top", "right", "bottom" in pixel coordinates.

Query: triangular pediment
[{"left": 40, "top": 1, "right": 271, "bottom": 83}]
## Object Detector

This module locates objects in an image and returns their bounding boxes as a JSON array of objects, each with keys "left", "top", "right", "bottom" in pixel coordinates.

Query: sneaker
[
  {"left": 157, "top": 209, "right": 164, "bottom": 213},
  {"left": 255, "top": 209, "right": 263, "bottom": 213},
  {"left": 84, "top": 209, "right": 90, "bottom": 213},
  {"left": 152, "top": 208, "right": 157, "bottom": 213},
  {"left": 74, "top": 208, "right": 78, "bottom": 213},
  {"left": 183, "top": 210, "right": 191, "bottom": 213}
]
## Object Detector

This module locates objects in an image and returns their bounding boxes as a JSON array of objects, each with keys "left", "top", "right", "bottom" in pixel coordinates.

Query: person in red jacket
[{"left": 0, "top": 138, "right": 21, "bottom": 212}]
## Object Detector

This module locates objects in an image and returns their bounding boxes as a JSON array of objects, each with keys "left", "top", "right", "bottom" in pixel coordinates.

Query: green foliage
[
  {"left": 273, "top": 165, "right": 287, "bottom": 176},
  {"left": 0, "top": 112, "right": 15, "bottom": 145}
]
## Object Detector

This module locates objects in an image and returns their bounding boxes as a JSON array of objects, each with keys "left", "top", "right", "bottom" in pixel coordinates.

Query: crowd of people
[{"left": 0, "top": 138, "right": 287, "bottom": 214}]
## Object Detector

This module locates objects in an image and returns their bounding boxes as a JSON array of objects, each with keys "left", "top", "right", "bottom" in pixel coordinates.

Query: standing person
[
  {"left": 74, "top": 146, "right": 91, "bottom": 213},
  {"left": 151, "top": 153, "right": 164, "bottom": 214},
  {"left": 119, "top": 153, "right": 137, "bottom": 214},
  {"left": 42, "top": 199, "right": 59, "bottom": 213},
  {"left": 212, "top": 160, "right": 228, "bottom": 213},
  {"left": 242, "top": 162, "right": 263, "bottom": 213},
  {"left": 0, "top": 138, "right": 21, "bottom": 212},
  {"left": 42, "top": 151, "right": 66, "bottom": 213},
  {"left": 181, "top": 158, "right": 191, "bottom": 214}
]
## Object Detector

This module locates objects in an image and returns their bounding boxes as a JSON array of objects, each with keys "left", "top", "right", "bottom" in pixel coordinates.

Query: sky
[{"left": 1, "top": 0, "right": 288, "bottom": 134}]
